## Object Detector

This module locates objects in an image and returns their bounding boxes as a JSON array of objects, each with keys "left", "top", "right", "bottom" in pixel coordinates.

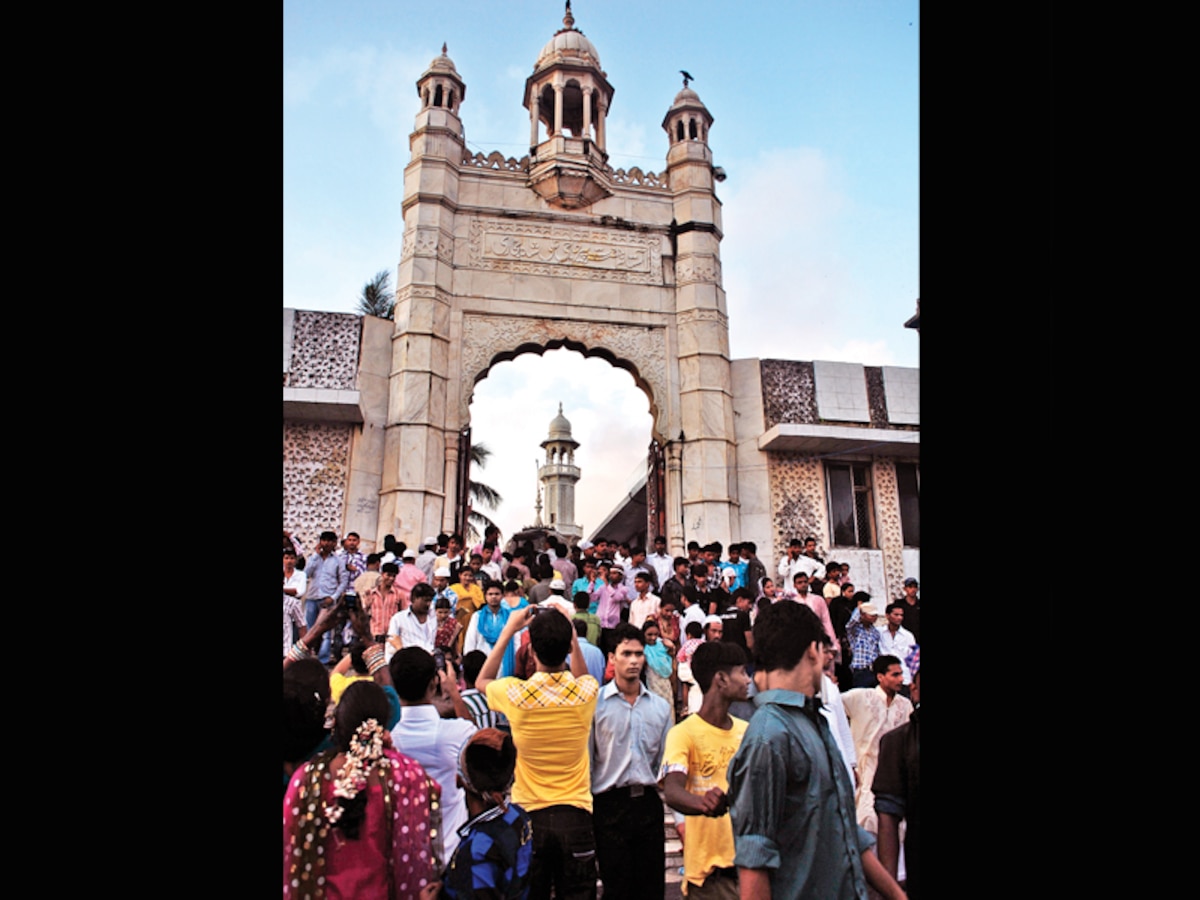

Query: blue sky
[{"left": 284, "top": 0, "right": 919, "bottom": 545}]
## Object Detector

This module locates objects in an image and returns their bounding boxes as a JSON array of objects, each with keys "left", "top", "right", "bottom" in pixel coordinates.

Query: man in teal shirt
[{"left": 727, "top": 601, "right": 907, "bottom": 900}]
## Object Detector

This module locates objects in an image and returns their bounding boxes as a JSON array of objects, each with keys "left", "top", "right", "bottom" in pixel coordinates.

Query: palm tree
[
  {"left": 466, "top": 442, "right": 503, "bottom": 544},
  {"left": 357, "top": 269, "right": 395, "bottom": 319}
]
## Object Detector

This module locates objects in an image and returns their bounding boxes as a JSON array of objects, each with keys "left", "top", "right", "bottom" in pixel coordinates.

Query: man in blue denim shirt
[
  {"left": 727, "top": 601, "right": 906, "bottom": 900},
  {"left": 304, "top": 530, "right": 350, "bottom": 663}
]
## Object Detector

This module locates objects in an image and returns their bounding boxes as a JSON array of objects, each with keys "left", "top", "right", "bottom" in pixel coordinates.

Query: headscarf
[
  {"left": 643, "top": 635, "right": 674, "bottom": 679},
  {"left": 476, "top": 603, "right": 517, "bottom": 676}
]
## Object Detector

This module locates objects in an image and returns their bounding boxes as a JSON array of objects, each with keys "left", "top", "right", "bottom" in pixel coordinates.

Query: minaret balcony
[{"left": 539, "top": 463, "right": 581, "bottom": 480}]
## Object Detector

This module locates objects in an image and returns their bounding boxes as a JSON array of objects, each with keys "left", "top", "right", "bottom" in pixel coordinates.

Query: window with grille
[
  {"left": 895, "top": 462, "right": 920, "bottom": 548},
  {"left": 826, "top": 463, "right": 875, "bottom": 548}
]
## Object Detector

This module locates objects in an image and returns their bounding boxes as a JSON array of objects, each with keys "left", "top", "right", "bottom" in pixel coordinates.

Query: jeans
[
  {"left": 592, "top": 787, "right": 665, "bottom": 900},
  {"left": 527, "top": 805, "right": 597, "bottom": 900}
]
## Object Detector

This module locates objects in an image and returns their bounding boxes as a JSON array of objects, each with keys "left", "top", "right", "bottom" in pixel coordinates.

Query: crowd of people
[{"left": 283, "top": 527, "right": 922, "bottom": 899}]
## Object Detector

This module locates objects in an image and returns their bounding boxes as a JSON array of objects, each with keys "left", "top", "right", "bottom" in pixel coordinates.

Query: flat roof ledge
[{"left": 757, "top": 423, "right": 919, "bottom": 460}]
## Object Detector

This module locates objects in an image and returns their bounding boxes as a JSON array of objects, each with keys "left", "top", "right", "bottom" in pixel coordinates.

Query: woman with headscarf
[
  {"left": 284, "top": 681, "right": 443, "bottom": 899},
  {"left": 641, "top": 619, "right": 677, "bottom": 723}
]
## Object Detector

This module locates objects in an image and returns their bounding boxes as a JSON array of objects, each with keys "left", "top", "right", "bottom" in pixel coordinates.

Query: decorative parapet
[
  {"left": 760, "top": 359, "right": 917, "bottom": 432},
  {"left": 606, "top": 165, "right": 670, "bottom": 191},
  {"left": 462, "top": 150, "right": 529, "bottom": 172},
  {"left": 284, "top": 310, "right": 362, "bottom": 391}
]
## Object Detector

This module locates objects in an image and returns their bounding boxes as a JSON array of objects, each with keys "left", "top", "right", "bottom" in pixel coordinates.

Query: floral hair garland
[{"left": 324, "top": 718, "right": 389, "bottom": 825}]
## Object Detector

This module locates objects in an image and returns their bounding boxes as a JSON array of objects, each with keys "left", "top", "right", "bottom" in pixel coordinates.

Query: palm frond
[
  {"left": 469, "top": 480, "right": 503, "bottom": 510},
  {"left": 356, "top": 269, "right": 395, "bottom": 319}
]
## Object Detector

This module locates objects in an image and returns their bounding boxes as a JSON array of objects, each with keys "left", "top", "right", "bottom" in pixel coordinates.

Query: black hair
[
  {"left": 462, "top": 730, "right": 518, "bottom": 796},
  {"left": 381, "top": 562, "right": 400, "bottom": 576},
  {"left": 411, "top": 582, "right": 435, "bottom": 602},
  {"left": 528, "top": 608, "right": 573, "bottom": 667},
  {"left": 690, "top": 640, "right": 747, "bottom": 693},
  {"left": 328, "top": 681, "right": 391, "bottom": 839},
  {"left": 743, "top": 542, "right": 757, "bottom": 554},
  {"left": 348, "top": 641, "right": 369, "bottom": 675},
  {"left": 462, "top": 649, "right": 488, "bottom": 686},
  {"left": 573, "top": 591, "right": 590, "bottom": 610},
  {"left": 435, "top": 597, "right": 451, "bottom": 609},
  {"left": 873, "top": 654, "right": 902, "bottom": 676},
  {"left": 320, "top": 530, "right": 338, "bottom": 542},
  {"left": 574, "top": 619, "right": 589, "bottom": 637},
  {"left": 283, "top": 658, "right": 331, "bottom": 764},
  {"left": 610, "top": 622, "right": 645, "bottom": 650},
  {"left": 389, "top": 647, "right": 438, "bottom": 701},
  {"left": 885, "top": 601, "right": 904, "bottom": 615},
  {"left": 685, "top": 621, "right": 703, "bottom": 639},
  {"left": 687, "top": 541, "right": 701, "bottom": 551},
  {"left": 752, "top": 600, "right": 824, "bottom": 673}
]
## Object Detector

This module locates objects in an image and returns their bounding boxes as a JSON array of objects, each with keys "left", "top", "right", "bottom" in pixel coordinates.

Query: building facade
[{"left": 283, "top": 7, "right": 919, "bottom": 600}]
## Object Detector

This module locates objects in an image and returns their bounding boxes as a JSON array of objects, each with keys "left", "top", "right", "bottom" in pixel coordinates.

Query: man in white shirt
[
  {"left": 840, "top": 655, "right": 914, "bottom": 834},
  {"left": 777, "top": 537, "right": 823, "bottom": 587},
  {"left": 628, "top": 572, "right": 660, "bottom": 630},
  {"left": 389, "top": 646, "right": 477, "bottom": 863},
  {"left": 646, "top": 535, "right": 674, "bottom": 591},
  {"left": 878, "top": 602, "right": 917, "bottom": 689},
  {"left": 386, "top": 582, "right": 439, "bottom": 662}
]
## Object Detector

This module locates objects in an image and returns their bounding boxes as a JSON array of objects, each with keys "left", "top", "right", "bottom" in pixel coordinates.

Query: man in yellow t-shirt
[
  {"left": 478, "top": 604, "right": 600, "bottom": 899},
  {"left": 660, "top": 641, "right": 751, "bottom": 898}
]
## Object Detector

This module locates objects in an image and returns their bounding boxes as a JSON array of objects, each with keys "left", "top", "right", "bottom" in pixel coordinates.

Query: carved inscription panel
[{"left": 466, "top": 218, "right": 663, "bottom": 284}]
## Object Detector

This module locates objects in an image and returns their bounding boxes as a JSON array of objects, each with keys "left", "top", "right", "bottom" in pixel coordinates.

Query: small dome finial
[{"left": 563, "top": 1, "right": 575, "bottom": 30}]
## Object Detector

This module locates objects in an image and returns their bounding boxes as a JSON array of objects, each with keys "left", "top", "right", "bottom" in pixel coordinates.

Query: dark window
[{"left": 826, "top": 463, "right": 875, "bottom": 548}]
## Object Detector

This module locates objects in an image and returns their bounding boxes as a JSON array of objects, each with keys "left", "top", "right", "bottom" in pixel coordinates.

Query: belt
[{"left": 596, "top": 783, "right": 658, "bottom": 799}]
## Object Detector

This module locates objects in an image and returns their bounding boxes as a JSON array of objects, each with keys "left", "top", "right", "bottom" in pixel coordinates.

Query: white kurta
[{"left": 840, "top": 685, "right": 913, "bottom": 833}]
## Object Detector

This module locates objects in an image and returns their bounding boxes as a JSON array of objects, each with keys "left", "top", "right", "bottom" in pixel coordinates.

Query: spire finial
[
  {"left": 680, "top": 70, "right": 694, "bottom": 88},
  {"left": 558, "top": 401, "right": 563, "bottom": 415},
  {"left": 441, "top": 42, "right": 448, "bottom": 55},
  {"left": 563, "top": 1, "right": 574, "bottom": 30}
]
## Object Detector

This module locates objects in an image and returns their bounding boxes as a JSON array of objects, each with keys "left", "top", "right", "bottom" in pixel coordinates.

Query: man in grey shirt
[{"left": 588, "top": 622, "right": 673, "bottom": 899}]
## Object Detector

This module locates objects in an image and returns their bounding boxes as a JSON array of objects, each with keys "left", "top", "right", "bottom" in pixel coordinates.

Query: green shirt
[
  {"left": 572, "top": 611, "right": 602, "bottom": 647},
  {"left": 728, "top": 689, "right": 875, "bottom": 899}
]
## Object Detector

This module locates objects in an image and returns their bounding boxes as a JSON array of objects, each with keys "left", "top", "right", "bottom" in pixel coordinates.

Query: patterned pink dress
[{"left": 284, "top": 747, "right": 443, "bottom": 899}]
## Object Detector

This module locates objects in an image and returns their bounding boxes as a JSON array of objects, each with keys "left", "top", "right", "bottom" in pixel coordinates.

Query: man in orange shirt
[{"left": 362, "top": 563, "right": 404, "bottom": 643}]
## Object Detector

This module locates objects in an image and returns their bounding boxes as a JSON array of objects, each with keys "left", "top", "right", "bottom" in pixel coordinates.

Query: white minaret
[{"left": 539, "top": 403, "right": 582, "bottom": 538}]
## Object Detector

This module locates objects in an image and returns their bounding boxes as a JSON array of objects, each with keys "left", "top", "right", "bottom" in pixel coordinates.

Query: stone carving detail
[
  {"left": 675, "top": 255, "right": 723, "bottom": 287},
  {"left": 767, "top": 452, "right": 830, "bottom": 562},
  {"left": 285, "top": 310, "right": 362, "bottom": 391},
  {"left": 462, "top": 150, "right": 529, "bottom": 172},
  {"left": 458, "top": 313, "right": 668, "bottom": 437},
  {"left": 283, "top": 421, "right": 352, "bottom": 555},
  {"left": 760, "top": 360, "right": 818, "bottom": 428},
  {"left": 401, "top": 228, "right": 454, "bottom": 265},
  {"left": 865, "top": 367, "right": 889, "bottom": 428},
  {"left": 871, "top": 459, "right": 906, "bottom": 601},
  {"left": 675, "top": 307, "right": 726, "bottom": 327},
  {"left": 466, "top": 218, "right": 663, "bottom": 284},
  {"left": 606, "top": 165, "right": 669, "bottom": 191}
]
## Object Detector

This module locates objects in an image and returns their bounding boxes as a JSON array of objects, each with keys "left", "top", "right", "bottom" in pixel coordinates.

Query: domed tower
[
  {"left": 662, "top": 74, "right": 738, "bottom": 548},
  {"left": 539, "top": 403, "right": 582, "bottom": 538},
  {"left": 523, "top": 2, "right": 614, "bottom": 208}
]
